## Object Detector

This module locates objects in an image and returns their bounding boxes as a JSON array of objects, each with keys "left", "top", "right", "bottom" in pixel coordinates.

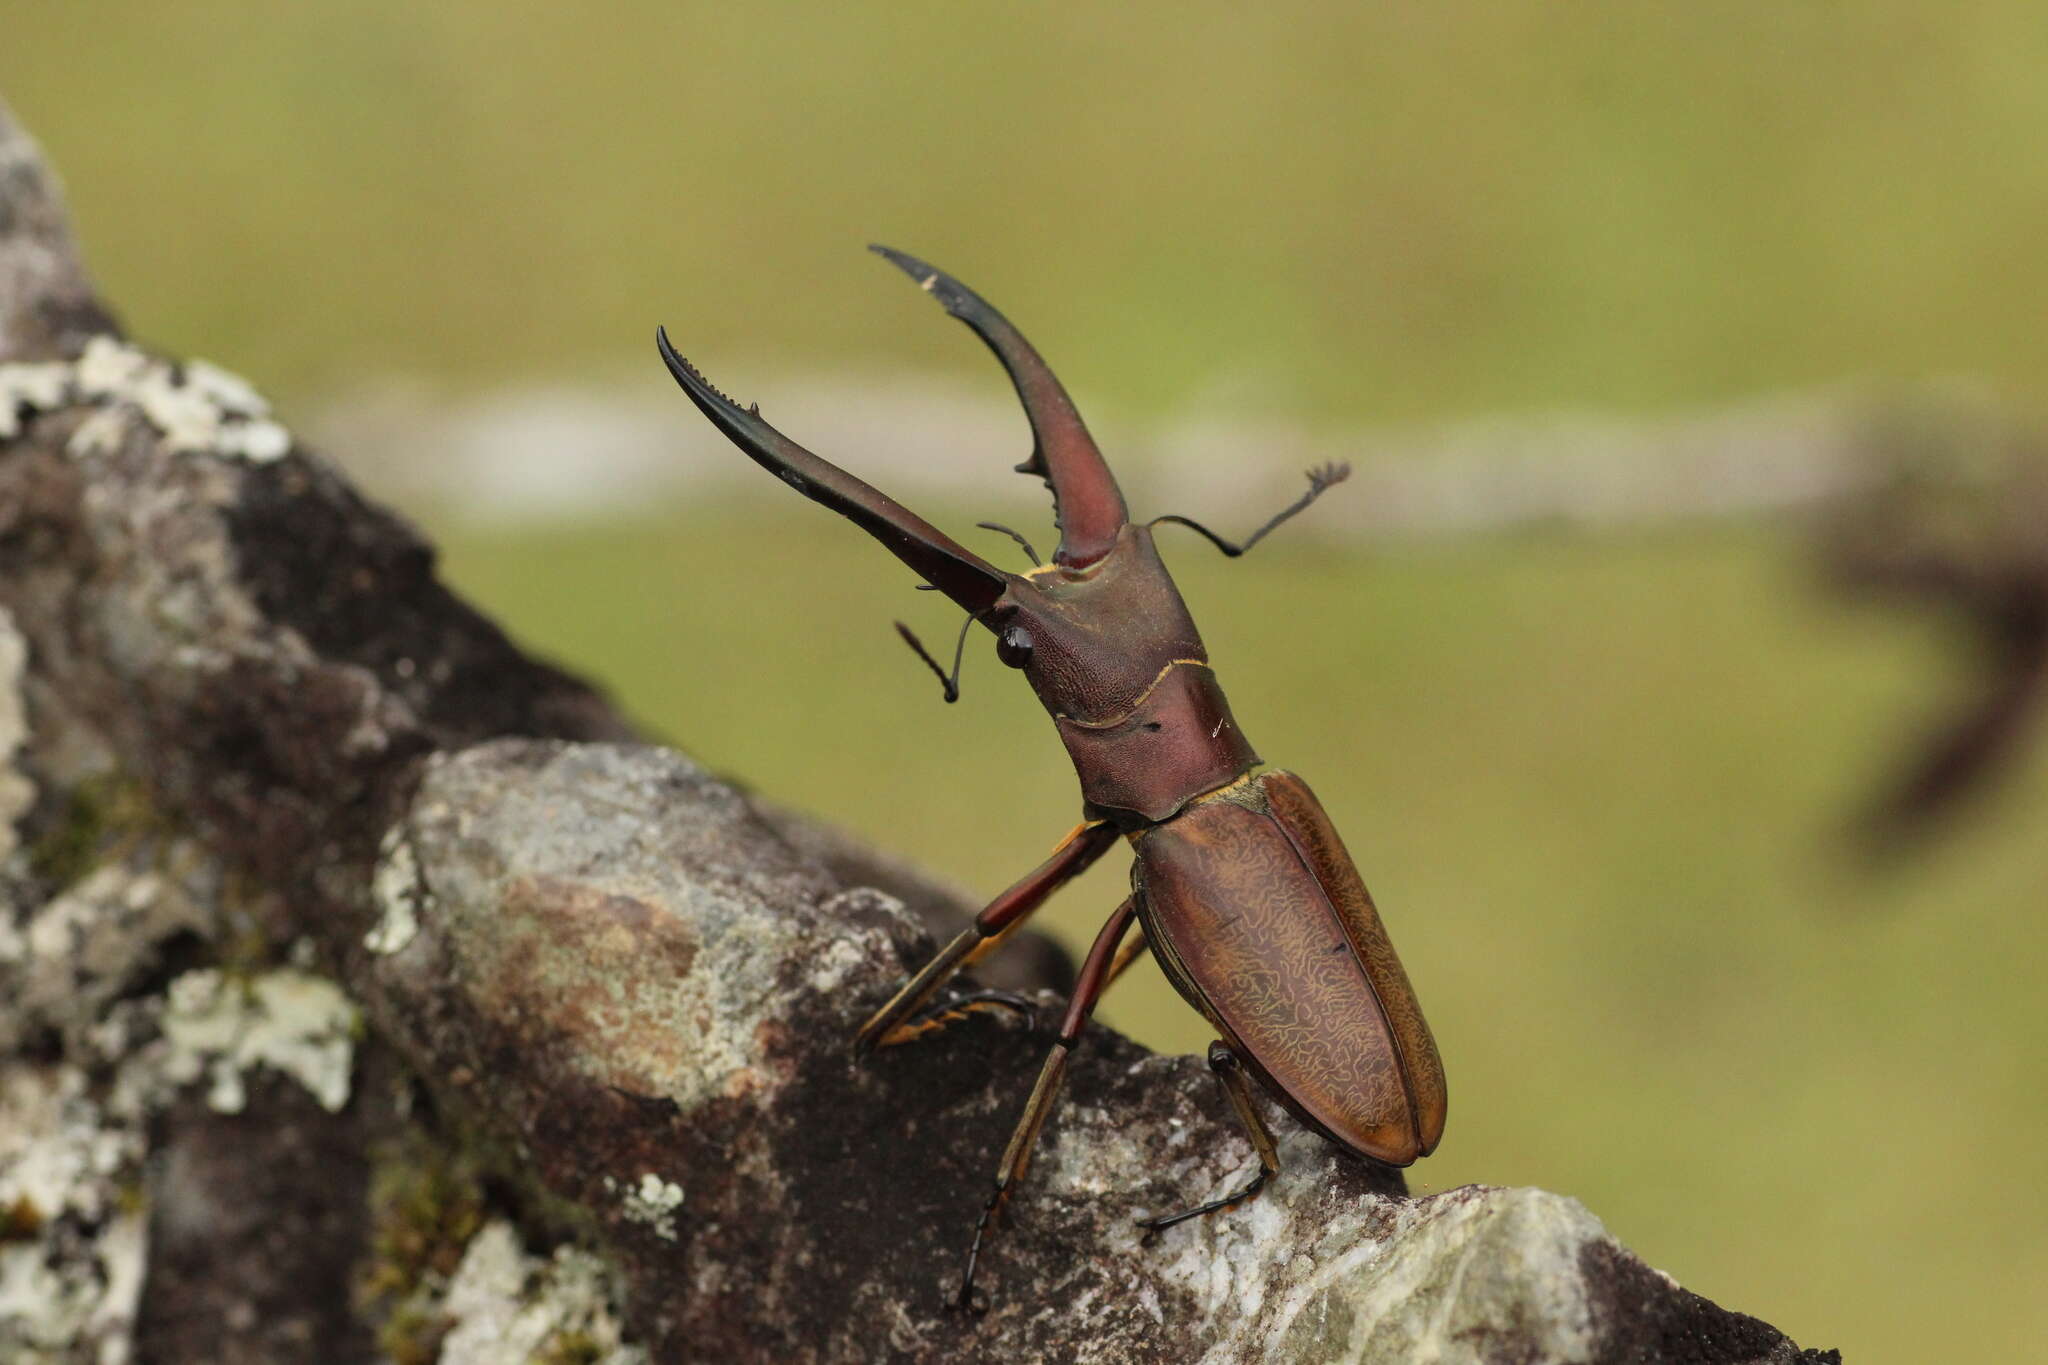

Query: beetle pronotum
[{"left": 659, "top": 247, "right": 1445, "bottom": 1311}]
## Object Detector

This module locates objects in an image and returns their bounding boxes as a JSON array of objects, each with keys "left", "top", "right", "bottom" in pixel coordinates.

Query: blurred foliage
[
  {"left": 8, "top": 3, "right": 2048, "bottom": 421},
  {"left": 6, "top": 5, "right": 2048, "bottom": 1362}
]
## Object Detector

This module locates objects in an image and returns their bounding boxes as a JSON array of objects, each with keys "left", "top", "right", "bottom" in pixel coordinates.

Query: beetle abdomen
[{"left": 1133, "top": 770, "right": 1446, "bottom": 1164}]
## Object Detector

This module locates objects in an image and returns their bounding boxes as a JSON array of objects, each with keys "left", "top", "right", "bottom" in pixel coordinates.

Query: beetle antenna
[
  {"left": 1150, "top": 461, "right": 1353, "bottom": 557},
  {"left": 894, "top": 614, "right": 975, "bottom": 703},
  {"left": 975, "top": 521, "right": 1041, "bottom": 566}
]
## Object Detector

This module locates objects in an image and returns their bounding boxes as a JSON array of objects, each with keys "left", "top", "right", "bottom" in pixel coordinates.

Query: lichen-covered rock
[
  {"left": 153, "top": 968, "right": 359, "bottom": 1115},
  {"left": 0, "top": 611, "right": 34, "bottom": 861},
  {"left": 0, "top": 107, "right": 113, "bottom": 366},
  {"left": 0, "top": 831, "right": 217, "bottom": 1058},
  {"left": 350, "top": 740, "right": 1835, "bottom": 1365},
  {"left": 0, "top": 783, "right": 379, "bottom": 1365},
  {"left": 436, "top": 1221, "right": 645, "bottom": 1365},
  {"left": 0, "top": 1063, "right": 148, "bottom": 1364}
]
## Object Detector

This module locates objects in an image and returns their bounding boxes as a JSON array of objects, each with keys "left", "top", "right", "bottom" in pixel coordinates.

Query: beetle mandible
[{"left": 658, "top": 246, "right": 1446, "bottom": 1311}]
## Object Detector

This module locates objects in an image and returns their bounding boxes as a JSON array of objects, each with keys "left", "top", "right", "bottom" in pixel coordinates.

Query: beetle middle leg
[
  {"left": 856, "top": 819, "right": 1120, "bottom": 1054},
  {"left": 1135, "top": 1041, "right": 1282, "bottom": 1236},
  {"left": 954, "top": 896, "right": 1137, "bottom": 1314}
]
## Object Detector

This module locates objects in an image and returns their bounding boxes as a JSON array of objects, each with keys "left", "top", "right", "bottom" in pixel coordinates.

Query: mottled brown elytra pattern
[{"left": 1136, "top": 771, "right": 1445, "bottom": 1163}]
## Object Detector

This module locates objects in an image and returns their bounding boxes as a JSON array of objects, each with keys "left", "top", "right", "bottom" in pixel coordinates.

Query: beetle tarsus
[
  {"left": 854, "top": 925, "right": 985, "bottom": 1056},
  {"left": 853, "top": 823, "right": 1119, "bottom": 1056},
  {"left": 1134, "top": 1041, "right": 1282, "bottom": 1233},
  {"left": 890, "top": 988, "right": 1039, "bottom": 1047},
  {"left": 955, "top": 1186, "right": 1004, "bottom": 1313},
  {"left": 1136, "top": 1166, "right": 1271, "bottom": 1235}
]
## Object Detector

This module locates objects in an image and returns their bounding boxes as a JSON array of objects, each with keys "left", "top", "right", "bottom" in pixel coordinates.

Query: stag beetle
[{"left": 658, "top": 247, "right": 1445, "bottom": 1311}]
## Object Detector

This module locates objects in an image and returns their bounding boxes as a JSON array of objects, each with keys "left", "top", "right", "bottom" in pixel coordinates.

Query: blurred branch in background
[
  {"left": 1819, "top": 403, "right": 2048, "bottom": 856},
  {"left": 312, "top": 352, "right": 2048, "bottom": 872},
  {"left": 312, "top": 372, "right": 1886, "bottom": 537}
]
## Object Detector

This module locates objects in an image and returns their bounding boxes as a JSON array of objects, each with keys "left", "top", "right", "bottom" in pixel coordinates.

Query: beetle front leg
[
  {"left": 855, "top": 819, "right": 1119, "bottom": 1055},
  {"left": 893, "top": 913, "right": 1147, "bottom": 1049},
  {"left": 1135, "top": 1041, "right": 1282, "bottom": 1236},
  {"left": 955, "top": 896, "right": 1137, "bottom": 1314}
]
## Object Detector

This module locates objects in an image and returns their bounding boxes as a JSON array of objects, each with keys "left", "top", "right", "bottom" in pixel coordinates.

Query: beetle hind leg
[{"left": 1136, "top": 1041, "right": 1281, "bottom": 1236}]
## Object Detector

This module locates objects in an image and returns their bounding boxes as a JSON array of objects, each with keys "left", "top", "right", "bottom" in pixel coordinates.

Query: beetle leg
[
  {"left": 1148, "top": 461, "right": 1353, "bottom": 557},
  {"left": 891, "top": 987, "right": 1039, "bottom": 1045},
  {"left": 855, "top": 820, "right": 1120, "bottom": 1055},
  {"left": 1102, "top": 923, "right": 1149, "bottom": 989},
  {"left": 1135, "top": 1042, "right": 1282, "bottom": 1236},
  {"left": 955, "top": 897, "right": 1137, "bottom": 1314},
  {"left": 901, "top": 928, "right": 1142, "bottom": 1064}
]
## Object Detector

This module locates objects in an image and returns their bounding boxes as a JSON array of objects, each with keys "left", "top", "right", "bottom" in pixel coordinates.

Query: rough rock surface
[{"left": 0, "top": 93, "right": 1838, "bottom": 1362}]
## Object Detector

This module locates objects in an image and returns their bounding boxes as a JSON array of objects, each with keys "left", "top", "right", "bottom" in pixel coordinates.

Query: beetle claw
[{"left": 1307, "top": 460, "right": 1353, "bottom": 493}]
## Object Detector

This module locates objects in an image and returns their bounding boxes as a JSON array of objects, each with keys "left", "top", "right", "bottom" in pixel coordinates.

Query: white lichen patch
[
  {"left": 437, "top": 1220, "right": 648, "bottom": 1365},
  {"left": 0, "top": 335, "right": 292, "bottom": 463},
  {"left": 804, "top": 933, "right": 866, "bottom": 995},
  {"left": 0, "top": 362, "right": 69, "bottom": 439},
  {"left": 0, "top": 609, "right": 31, "bottom": 863},
  {"left": 0, "top": 1063, "right": 148, "bottom": 1363},
  {"left": 0, "top": 1211, "right": 146, "bottom": 1365},
  {"left": 157, "top": 968, "right": 359, "bottom": 1113},
  {"left": 603, "top": 1171, "right": 684, "bottom": 1242},
  {"left": 366, "top": 825, "right": 427, "bottom": 955},
  {"left": 2, "top": 842, "right": 220, "bottom": 1057},
  {"left": 0, "top": 1067, "right": 138, "bottom": 1224}
]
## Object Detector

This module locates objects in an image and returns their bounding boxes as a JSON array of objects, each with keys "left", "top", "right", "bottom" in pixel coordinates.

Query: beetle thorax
[
  {"left": 995, "top": 525, "right": 1261, "bottom": 825},
  {"left": 999, "top": 524, "right": 1206, "bottom": 723}
]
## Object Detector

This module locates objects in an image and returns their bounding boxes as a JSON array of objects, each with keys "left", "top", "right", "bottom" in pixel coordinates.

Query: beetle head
[{"left": 658, "top": 248, "right": 1209, "bottom": 727}]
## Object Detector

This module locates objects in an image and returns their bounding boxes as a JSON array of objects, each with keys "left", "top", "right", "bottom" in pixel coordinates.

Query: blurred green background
[{"left": 8, "top": 5, "right": 2047, "bottom": 1360}]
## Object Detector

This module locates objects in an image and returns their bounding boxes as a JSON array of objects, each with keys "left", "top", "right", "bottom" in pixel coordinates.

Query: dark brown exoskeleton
[{"left": 658, "top": 246, "right": 1446, "bottom": 1311}]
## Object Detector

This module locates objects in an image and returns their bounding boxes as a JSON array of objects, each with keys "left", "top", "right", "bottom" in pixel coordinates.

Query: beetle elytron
[{"left": 659, "top": 247, "right": 1445, "bottom": 1310}]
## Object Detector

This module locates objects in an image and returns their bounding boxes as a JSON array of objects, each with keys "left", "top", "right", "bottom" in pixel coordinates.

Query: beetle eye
[{"left": 996, "top": 625, "right": 1034, "bottom": 669}]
